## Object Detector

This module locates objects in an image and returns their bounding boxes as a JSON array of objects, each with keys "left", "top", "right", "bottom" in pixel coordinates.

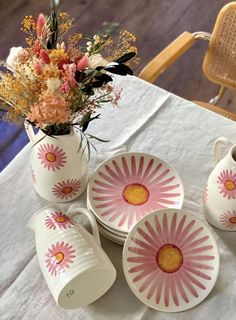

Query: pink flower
[
  {"left": 37, "top": 13, "right": 46, "bottom": 37},
  {"left": 37, "top": 143, "right": 67, "bottom": 171},
  {"left": 45, "top": 241, "right": 76, "bottom": 276},
  {"left": 40, "top": 49, "right": 50, "bottom": 64},
  {"left": 27, "top": 91, "right": 70, "bottom": 128},
  {"left": 126, "top": 211, "right": 216, "bottom": 309},
  {"left": 52, "top": 179, "right": 81, "bottom": 200},
  {"left": 219, "top": 210, "right": 236, "bottom": 230},
  {"left": 91, "top": 155, "right": 181, "bottom": 230},
  {"left": 77, "top": 55, "right": 89, "bottom": 71},
  {"left": 34, "top": 40, "right": 41, "bottom": 57},
  {"left": 217, "top": 170, "right": 236, "bottom": 199},
  {"left": 45, "top": 211, "right": 72, "bottom": 230},
  {"left": 34, "top": 61, "right": 43, "bottom": 75},
  {"left": 60, "top": 63, "right": 77, "bottom": 93}
]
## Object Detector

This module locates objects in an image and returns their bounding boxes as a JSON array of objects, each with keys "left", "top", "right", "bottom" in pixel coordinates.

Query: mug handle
[
  {"left": 214, "top": 137, "right": 233, "bottom": 165},
  {"left": 67, "top": 208, "right": 101, "bottom": 245},
  {"left": 24, "top": 121, "right": 37, "bottom": 145}
]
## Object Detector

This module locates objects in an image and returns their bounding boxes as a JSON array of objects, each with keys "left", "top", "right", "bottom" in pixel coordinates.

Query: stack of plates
[{"left": 87, "top": 152, "right": 184, "bottom": 245}]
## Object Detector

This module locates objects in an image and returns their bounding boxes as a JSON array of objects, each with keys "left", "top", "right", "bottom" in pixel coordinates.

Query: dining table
[{"left": 0, "top": 75, "right": 235, "bottom": 320}]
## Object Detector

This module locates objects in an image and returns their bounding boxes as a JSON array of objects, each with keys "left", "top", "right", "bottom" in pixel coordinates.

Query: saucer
[
  {"left": 98, "top": 223, "right": 126, "bottom": 245},
  {"left": 88, "top": 152, "right": 184, "bottom": 234},
  {"left": 87, "top": 195, "right": 128, "bottom": 236},
  {"left": 123, "top": 209, "right": 220, "bottom": 312}
]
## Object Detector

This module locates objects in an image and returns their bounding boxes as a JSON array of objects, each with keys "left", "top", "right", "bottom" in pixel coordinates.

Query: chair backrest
[{"left": 203, "top": 2, "right": 236, "bottom": 90}]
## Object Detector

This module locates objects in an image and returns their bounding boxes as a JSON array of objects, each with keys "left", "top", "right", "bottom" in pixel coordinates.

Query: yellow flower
[{"left": 49, "top": 49, "right": 69, "bottom": 64}]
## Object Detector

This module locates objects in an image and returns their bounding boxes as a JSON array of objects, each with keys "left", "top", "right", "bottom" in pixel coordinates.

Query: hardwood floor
[
  {"left": 0, "top": 0, "right": 235, "bottom": 169},
  {"left": 0, "top": 0, "right": 234, "bottom": 109}
]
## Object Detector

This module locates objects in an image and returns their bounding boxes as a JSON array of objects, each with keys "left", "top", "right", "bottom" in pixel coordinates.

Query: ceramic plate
[
  {"left": 123, "top": 209, "right": 219, "bottom": 312},
  {"left": 88, "top": 152, "right": 184, "bottom": 233},
  {"left": 98, "top": 223, "right": 125, "bottom": 245},
  {"left": 87, "top": 195, "right": 128, "bottom": 236}
]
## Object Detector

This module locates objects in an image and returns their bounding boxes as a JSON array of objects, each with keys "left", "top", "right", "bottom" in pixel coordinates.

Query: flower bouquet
[
  {"left": 0, "top": 11, "right": 138, "bottom": 141},
  {"left": 0, "top": 11, "right": 138, "bottom": 202}
]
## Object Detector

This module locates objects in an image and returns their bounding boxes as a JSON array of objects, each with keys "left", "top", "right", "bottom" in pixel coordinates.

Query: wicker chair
[{"left": 139, "top": 2, "right": 236, "bottom": 121}]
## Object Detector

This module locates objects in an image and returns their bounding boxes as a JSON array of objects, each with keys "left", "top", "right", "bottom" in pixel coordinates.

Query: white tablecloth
[{"left": 0, "top": 76, "right": 236, "bottom": 320}]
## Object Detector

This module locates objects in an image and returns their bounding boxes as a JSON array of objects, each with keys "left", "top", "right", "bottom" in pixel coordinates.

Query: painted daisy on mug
[{"left": 45, "top": 241, "right": 76, "bottom": 276}]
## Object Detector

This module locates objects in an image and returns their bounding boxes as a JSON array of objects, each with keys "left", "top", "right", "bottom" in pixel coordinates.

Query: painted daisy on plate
[
  {"left": 123, "top": 210, "right": 219, "bottom": 312},
  {"left": 217, "top": 169, "right": 236, "bottom": 199},
  {"left": 219, "top": 210, "right": 236, "bottom": 230},
  {"left": 90, "top": 154, "right": 183, "bottom": 231},
  {"left": 45, "top": 211, "right": 72, "bottom": 230},
  {"left": 45, "top": 241, "right": 76, "bottom": 277},
  {"left": 37, "top": 143, "right": 67, "bottom": 171},
  {"left": 52, "top": 179, "right": 81, "bottom": 200}
]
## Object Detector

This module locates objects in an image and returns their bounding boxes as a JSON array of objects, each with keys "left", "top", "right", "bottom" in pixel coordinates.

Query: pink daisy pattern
[
  {"left": 45, "top": 211, "right": 72, "bottom": 230},
  {"left": 219, "top": 210, "right": 236, "bottom": 230},
  {"left": 89, "top": 154, "right": 183, "bottom": 232},
  {"left": 202, "top": 185, "right": 208, "bottom": 204},
  {"left": 123, "top": 210, "right": 219, "bottom": 312},
  {"left": 52, "top": 179, "right": 81, "bottom": 200},
  {"left": 37, "top": 143, "right": 67, "bottom": 171},
  {"left": 45, "top": 241, "right": 76, "bottom": 276},
  {"left": 217, "top": 169, "right": 236, "bottom": 199}
]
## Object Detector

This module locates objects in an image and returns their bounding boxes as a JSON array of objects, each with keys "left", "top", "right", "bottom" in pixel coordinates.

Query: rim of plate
[
  {"left": 98, "top": 224, "right": 125, "bottom": 245},
  {"left": 88, "top": 152, "right": 184, "bottom": 233},
  {"left": 122, "top": 208, "right": 220, "bottom": 312}
]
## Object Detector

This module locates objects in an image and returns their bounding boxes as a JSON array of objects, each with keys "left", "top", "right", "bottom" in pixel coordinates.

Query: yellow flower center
[
  {"left": 62, "top": 186, "right": 73, "bottom": 194},
  {"left": 122, "top": 183, "right": 149, "bottom": 206},
  {"left": 229, "top": 216, "right": 236, "bottom": 224},
  {"left": 156, "top": 244, "right": 183, "bottom": 273},
  {"left": 225, "top": 180, "right": 236, "bottom": 191},
  {"left": 54, "top": 252, "right": 64, "bottom": 264},
  {"left": 45, "top": 152, "right": 56, "bottom": 162},
  {"left": 55, "top": 216, "right": 67, "bottom": 223}
]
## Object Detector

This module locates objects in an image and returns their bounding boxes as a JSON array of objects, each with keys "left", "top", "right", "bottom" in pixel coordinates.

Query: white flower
[
  {"left": 6, "top": 46, "right": 24, "bottom": 72},
  {"left": 88, "top": 54, "right": 108, "bottom": 69},
  {"left": 47, "top": 78, "right": 61, "bottom": 92}
]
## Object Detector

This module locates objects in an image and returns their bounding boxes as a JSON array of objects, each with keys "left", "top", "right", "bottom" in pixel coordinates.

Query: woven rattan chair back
[{"left": 203, "top": 2, "right": 236, "bottom": 89}]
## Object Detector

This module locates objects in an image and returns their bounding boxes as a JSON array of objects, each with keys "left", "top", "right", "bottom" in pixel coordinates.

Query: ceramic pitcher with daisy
[
  {"left": 203, "top": 137, "right": 236, "bottom": 231},
  {"left": 28, "top": 205, "right": 116, "bottom": 309},
  {"left": 25, "top": 122, "right": 88, "bottom": 202}
]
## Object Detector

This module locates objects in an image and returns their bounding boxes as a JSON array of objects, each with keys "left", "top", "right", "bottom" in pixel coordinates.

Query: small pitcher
[
  {"left": 203, "top": 137, "right": 236, "bottom": 231},
  {"left": 28, "top": 205, "right": 116, "bottom": 309},
  {"left": 25, "top": 122, "right": 88, "bottom": 203}
]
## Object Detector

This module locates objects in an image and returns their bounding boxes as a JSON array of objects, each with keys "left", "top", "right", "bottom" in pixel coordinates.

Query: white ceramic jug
[
  {"left": 203, "top": 137, "right": 236, "bottom": 231},
  {"left": 25, "top": 122, "right": 88, "bottom": 202},
  {"left": 28, "top": 205, "right": 116, "bottom": 309}
]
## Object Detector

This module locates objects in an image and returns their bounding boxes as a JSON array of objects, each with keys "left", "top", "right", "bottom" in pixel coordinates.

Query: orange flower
[{"left": 27, "top": 91, "right": 71, "bottom": 128}]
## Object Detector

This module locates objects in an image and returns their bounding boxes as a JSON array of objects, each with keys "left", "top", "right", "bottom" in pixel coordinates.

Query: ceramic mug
[{"left": 28, "top": 205, "right": 116, "bottom": 309}]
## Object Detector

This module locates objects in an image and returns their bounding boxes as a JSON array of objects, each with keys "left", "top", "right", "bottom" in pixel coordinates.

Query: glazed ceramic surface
[
  {"left": 25, "top": 122, "right": 88, "bottom": 202},
  {"left": 28, "top": 205, "right": 116, "bottom": 309},
  {"left": 203, "top": 137, "right": 236, "bottom": 231},
  {"left": 123, "top": 209, "right": 219, "bottom": 312},
  {"left": 88, "top": 152, "right": 184, "bottom": 233}
]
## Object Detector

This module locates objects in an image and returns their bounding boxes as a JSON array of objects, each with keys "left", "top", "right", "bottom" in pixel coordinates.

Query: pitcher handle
[
  {"left": 67, "top": 208, "right": 101, "bottom": 245},
  {"left": 24, "top": 121, "right": 37, "bottom": 145},
  {"left": 214, "top": 137, "right": 233, "bottom": 165}
]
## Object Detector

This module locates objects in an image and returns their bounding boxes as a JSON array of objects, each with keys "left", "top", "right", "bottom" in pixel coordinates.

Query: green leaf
[
  {"left": 87, "top": 134, "right": 110, "bottom": 143},
  {"left": 115, "top": 51, "right": 136, "bottom": 64},
  {"left": 78, "top": 130, "right": 84, "bottom": 152}
]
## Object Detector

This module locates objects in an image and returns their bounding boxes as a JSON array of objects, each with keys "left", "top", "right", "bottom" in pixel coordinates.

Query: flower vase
[{"left": 25, "top": 122, "right": 88, "bottom": 202}]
